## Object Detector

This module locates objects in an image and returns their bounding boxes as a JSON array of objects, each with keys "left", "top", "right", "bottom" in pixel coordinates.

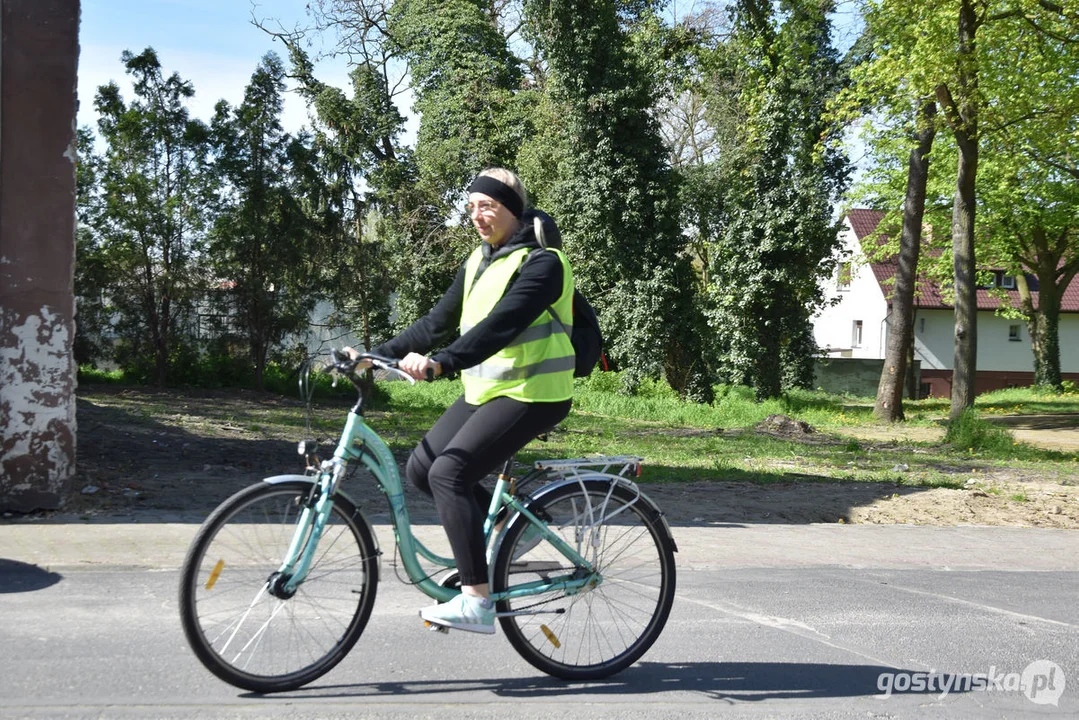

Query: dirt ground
[{"left": 23, "top": 387, "right": 1079, "bottom": 529}]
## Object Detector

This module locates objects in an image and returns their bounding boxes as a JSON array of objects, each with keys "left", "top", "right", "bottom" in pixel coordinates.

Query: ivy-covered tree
[
  {"left": 523, "top": 0, "right": 714, "bottom": 400},
  {"left": 709, "top": 0, "right": 850, "bottom": 400},
  {"left": 209, "top": 53, "right": 321, "bottom": 390},
  {"left": 90, "top": 48, "right": 213, "bottom": 385},
  {"left": 388, "top": 0, "right": 538, "bottom": 323}
]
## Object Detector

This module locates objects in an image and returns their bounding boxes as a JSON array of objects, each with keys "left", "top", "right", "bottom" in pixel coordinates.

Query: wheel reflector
[
  {"left": 205, "top": 559, "right": 225, "bottom": 590},
  {"left": 541, "top": 624, "right": 561, "bottom": 648}
]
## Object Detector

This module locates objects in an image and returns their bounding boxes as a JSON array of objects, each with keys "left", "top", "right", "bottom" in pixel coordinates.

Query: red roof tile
[{"left": 844, "top": 210, "right": 1079, "bottom": 313}]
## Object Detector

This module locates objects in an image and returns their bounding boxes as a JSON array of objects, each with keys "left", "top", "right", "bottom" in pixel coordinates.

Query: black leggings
[{"left": 406, "top": 394, "right": 572, "bottom": 586}]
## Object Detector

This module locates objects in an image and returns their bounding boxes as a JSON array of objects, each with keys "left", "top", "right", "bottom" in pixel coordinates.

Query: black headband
[{"left": 467, "top": 175, "right": 524, "bottom": 218}]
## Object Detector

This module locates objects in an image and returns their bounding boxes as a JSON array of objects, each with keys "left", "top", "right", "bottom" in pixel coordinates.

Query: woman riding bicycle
[{"left": 348, "top": 168, "right": 575, "bottom": 634}]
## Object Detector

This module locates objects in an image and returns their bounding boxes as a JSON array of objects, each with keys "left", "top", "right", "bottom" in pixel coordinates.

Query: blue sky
[
  {"left": 79, "top": 1, "right": 862, "bottom": 168},
  {"left": 78, "top": 0, "right": 356, "bottom": 134}
]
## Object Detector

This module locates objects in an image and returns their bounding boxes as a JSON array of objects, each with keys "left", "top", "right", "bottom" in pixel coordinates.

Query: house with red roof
[{"left": 812, "top": 209, "right": 1079, "bottom": 398}]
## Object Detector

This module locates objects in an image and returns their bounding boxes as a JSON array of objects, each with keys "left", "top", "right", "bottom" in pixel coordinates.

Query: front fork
[{"left": 271, "top": 461, "right": 345, "bottom": 597}]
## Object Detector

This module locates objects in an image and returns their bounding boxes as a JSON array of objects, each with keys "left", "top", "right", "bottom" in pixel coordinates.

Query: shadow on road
[
  {"left": 260, "top": 661, "right": 958, "bottom": 702},
  {"left": 0, "top": 559, "right": 63, "bottom": 593}
]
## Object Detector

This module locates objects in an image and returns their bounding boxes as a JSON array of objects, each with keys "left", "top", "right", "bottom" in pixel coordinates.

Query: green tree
[
  {"left": 73, "top": 126, "right": 113, "bottom": 367},
  {"left": 259, "top": 5, "right": 408, "bottom": 348},
  {"left": 209, "top": 53, "right": 320, "bottom": 390},
  {"left": 850, "top": 0, "right": 1078, "bottom": 403},
  {"left": 841, "top": 3, "right": 942, "bottom": 420},
  {"left": 977, "top": 4, "right": 1079, "bottom": 389},
  {"left": 91, "top": 48, "right": 213, "bottom": 385},
  {"left": 708, "top": 0, "right": 850, "bottom": 400},
  {"left": 523, "top": 0, "right": 714, "bottom": 400}
]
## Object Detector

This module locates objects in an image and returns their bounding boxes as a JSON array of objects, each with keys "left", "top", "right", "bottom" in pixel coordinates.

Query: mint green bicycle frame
[{"left": 276, "top": 407, "right": 598, "bottom": 604}]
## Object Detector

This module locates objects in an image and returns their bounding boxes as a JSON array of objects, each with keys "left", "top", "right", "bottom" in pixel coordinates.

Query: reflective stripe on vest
[
  {"left": 460, "top": 318, "right": 566, "bottom": 348},
  {"left": 460, "top": 245, "right": 574, "bottom": 405},
  {"left": 462, "top": 354, "right": 576, "bottom": 381}
]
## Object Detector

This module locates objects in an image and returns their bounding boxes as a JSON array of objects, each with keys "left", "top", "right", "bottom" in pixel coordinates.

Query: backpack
[{"left": 550, "top": 288, "right": 606, "bottom": 377}]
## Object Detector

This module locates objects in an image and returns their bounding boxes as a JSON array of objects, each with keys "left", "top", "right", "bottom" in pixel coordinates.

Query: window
[
  {"left": 852, "top": 320, "right": 863, "bottom": 347},
  {"left": 919, "top": 318, "right": 926, "bottom": 334},
  {"left": 1009, "top": 325, "right": 1021, "bottom": 342},
  {"left": 837, "top": 263, "right": 852, "bottom": 291},
  {"left": 1001, "top": 274, "right": 1016, "bottom": 289}
]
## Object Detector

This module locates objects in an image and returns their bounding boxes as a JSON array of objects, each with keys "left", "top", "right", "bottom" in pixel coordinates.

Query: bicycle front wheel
[
  {"left": 179, "top": 481, "right": 378, "bottom": 693},
  {"left": 492, "top": 479, "right": 676, "bottom": 680}
]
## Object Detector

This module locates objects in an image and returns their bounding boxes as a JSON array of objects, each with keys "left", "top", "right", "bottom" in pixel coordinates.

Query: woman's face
[{"left": 468, "top": 192, "right": 519, "bottom": 246}]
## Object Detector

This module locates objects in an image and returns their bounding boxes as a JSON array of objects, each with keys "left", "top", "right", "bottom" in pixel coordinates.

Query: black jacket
[{"left": 372, "top": 209, "right": 565, "bottom": 375}]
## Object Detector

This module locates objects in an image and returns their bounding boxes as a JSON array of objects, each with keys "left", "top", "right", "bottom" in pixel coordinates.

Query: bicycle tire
[
  {"left": 179, "top": 480, "right": 379, "bottom": 693},
  {"left": 492, "top": 479, "right": 676, "bottom": 680}
]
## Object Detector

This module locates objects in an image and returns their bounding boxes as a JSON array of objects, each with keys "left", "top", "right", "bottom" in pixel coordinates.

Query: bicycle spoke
[
  {"left": 494, "top": 481, "right": 675, "bottom": 679},
  {"left": 180, "top": 483, "right": 378, "bottom": 692}
]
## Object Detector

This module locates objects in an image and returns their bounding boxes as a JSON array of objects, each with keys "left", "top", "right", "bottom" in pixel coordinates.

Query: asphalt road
[{"left": 1, "top": 523, "right": 1077, "bottom": 719}]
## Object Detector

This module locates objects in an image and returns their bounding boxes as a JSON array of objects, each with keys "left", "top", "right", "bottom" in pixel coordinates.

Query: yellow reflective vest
[{"left": 460, "top": 245, "right": 575, "bottom": 405}]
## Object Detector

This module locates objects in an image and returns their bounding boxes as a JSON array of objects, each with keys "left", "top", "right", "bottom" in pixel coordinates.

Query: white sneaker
[{"left": 420, "top": 593, "right": 496, "bottom": 635}]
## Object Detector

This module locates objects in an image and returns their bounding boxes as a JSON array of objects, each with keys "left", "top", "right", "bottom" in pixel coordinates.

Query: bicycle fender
[
  {"left": 262, "top": 474, "right": 382, "bottom": 578},
  {"left": 509, "top": 475, "right": 678, "bottom": 553}
]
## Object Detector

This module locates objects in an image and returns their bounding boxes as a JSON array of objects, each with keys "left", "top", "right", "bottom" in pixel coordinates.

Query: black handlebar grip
[{"left": 425, "top": 367, "right": 435, "bottom": 382}]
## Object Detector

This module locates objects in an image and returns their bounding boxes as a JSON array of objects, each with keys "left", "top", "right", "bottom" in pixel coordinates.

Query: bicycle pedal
[{"left": 424, "top": 620, "right": 450, "bottom": 634}]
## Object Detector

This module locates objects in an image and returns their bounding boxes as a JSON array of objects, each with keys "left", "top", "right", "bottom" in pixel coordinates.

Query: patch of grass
[
  {"left": 974, "top": 386, "right": 1079, "bottom": 414},
  {"left": 944, "top": 408, "right": 1015, "bottom": 453},
  {"left": 78, "top": 366, "right": 133, "bottom": 384}
]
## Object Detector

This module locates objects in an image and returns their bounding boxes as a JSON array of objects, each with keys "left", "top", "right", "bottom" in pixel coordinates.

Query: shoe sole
[{"left": 419, "top": 613, "right": 496, "bottom": 635}]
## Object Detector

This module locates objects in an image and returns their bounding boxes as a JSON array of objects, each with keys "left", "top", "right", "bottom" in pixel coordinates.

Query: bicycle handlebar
[{"left": 329, "top": 349, "right": 421, "bottom": 385}]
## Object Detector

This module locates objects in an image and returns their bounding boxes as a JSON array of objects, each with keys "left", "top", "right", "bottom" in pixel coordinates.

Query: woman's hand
[{"left": 399, "top": 352, "right": 442, "bottom": 381}]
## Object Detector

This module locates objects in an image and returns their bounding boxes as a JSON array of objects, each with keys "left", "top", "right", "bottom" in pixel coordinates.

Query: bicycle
[{"left": 178, "top": 351, "right": 677, "bottom": 693}]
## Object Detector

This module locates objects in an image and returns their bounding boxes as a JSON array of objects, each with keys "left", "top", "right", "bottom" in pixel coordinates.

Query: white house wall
[
  {"left": 1062, "top": 315, "right": 1079, "bottom": 372},
  {"left": 910, "top": 308, "right": 1079, "bottom": 373},
  {"left": 911, "top": 309, "right": 952, "bottom": 370},
  {"left": 813, "top": 224, "right": 888, "bottom": 358}
]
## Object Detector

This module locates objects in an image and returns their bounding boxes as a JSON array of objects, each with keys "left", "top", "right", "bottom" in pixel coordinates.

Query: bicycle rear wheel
[
  {"left": 492, "top": 479, "right": 676, "bottom": 680},
  {"left": 179, "top": 481, "right": 378, "bottom": 693}
]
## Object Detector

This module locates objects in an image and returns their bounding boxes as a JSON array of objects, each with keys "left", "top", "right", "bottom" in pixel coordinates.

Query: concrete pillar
[{"left": 0, "top": 0, "right": 80, "bottom": 512}]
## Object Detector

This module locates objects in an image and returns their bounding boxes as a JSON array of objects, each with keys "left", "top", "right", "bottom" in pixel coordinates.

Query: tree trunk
[
  {"left": 1039, "top": 297, "right": 1061, "bottom": 388},
  {"left": 1015, "top": 226, "right": 1079, "bottom": 390},
  {"left": 753, "top": 306, "right": 784, "bottom": 401},
  {"left": 905, "top": 316, "right": 919, "bottom": 400},
  {"left": 948, "top": 130, "right": 978, "bottom": 418},
  {"left": 1015, "top": 272, "right": 1045, "bottom": 381},
  {"left": 1034, "top": 247, "right": 1063, "bottom": 388},
  {"left": 938, "top": 0, "right": 980, "bottom": 421},
  {"left": 153, "top": 296, "right": 170, "bottom": 387},
  {"left": 875, "top": 101, "right": 936, "bottom": 422}
]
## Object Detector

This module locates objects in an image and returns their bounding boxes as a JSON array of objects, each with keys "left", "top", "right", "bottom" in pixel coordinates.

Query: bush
[
  {"left": 78, "top": 365, "right": 131, "bottom": 384},
  {"left": 944, "top": 408, "right": 1014, "bottom": 453}
]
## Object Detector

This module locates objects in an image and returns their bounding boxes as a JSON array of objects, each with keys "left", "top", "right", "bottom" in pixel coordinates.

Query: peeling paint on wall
[
  {"left": 0, "top": 0, "right": 81, "bottom": 512},
  {"left": 0, "top": 307, "right": 76, "bottom": 509}
]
